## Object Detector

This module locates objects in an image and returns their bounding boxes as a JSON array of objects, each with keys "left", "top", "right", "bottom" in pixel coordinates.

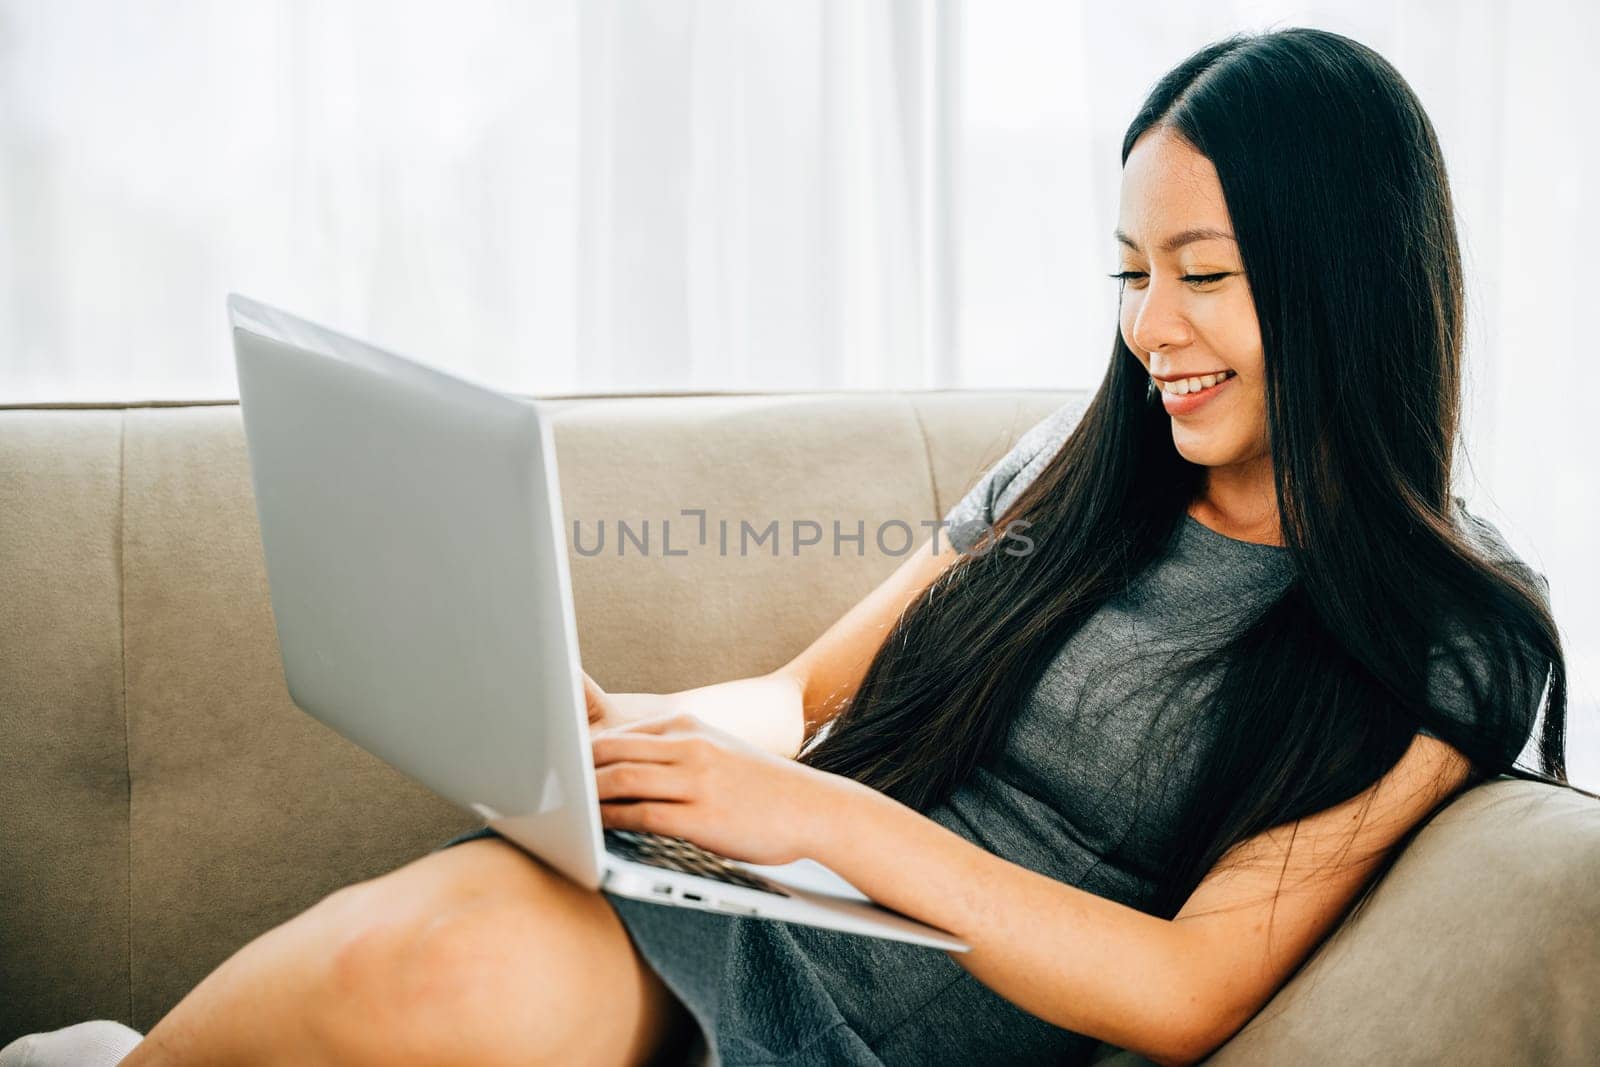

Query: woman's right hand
[
  {"left": 582, "top": 667, "right": 810, "bottom": 760},
  {"left": 582, "top": 670, "right": 670, "bottom": 734}
]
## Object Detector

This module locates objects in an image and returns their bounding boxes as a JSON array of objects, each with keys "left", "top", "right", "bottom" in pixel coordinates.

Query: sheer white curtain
[
  {"left": 0, "top": 0, "right": 961, "bottom": 398},
  {"left": 1, "top": 0, "right": 1594, "bottom": 782},
  {"left": 576, "top": 0, "right": 959, "bottom": 390}
]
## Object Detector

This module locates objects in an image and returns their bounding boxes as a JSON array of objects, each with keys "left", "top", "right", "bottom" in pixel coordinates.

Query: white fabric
[{"left": 0, "top": 1021, "right": 143, "bottom": 1067}]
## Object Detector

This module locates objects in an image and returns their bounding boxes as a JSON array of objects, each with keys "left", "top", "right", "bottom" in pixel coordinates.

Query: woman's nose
[{"left": 1128, "top": 279, "right": 1194, "bottom": 353}]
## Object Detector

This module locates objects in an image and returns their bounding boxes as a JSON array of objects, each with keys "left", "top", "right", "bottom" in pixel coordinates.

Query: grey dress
[{"left": 434, "top": 398, "right": 1542, "bottom": 1066}]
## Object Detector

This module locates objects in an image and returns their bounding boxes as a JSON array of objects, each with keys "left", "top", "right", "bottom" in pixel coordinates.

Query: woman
[{"left": 30, "top": 25, "right": 1576, "bottom": 1067}]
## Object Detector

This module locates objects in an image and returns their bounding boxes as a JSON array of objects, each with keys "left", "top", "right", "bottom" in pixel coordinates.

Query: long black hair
[{"left": 799, "top": 27, "right": 1583, "bottom": 926}]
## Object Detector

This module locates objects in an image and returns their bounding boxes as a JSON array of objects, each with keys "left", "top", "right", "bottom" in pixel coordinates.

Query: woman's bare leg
[{"left": 120, "top": 838, "right": 697, "bottom": 1067}]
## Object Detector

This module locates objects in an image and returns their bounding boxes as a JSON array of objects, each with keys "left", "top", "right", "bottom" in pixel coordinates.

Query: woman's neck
[{"left": 1189, "top": 469, "right": 1283, "bottom": 547}]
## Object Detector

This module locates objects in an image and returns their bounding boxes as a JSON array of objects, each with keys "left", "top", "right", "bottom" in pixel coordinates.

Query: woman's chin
[
  {"left": 1171, "top": 430, "right": 1270, "bottom": 478},
  {"left": 1170, "top": 429, "right": 1231, "bottom": 467}
]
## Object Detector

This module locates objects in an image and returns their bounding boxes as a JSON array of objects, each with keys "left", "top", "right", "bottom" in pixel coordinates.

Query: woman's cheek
[{"left": 1219, "top": 291, "right": 1265, "bottom": 371}]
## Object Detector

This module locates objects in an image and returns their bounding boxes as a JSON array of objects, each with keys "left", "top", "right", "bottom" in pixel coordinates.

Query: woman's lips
[{"left": 1159, "top": 372, "right": 1234, "bottom": 416}]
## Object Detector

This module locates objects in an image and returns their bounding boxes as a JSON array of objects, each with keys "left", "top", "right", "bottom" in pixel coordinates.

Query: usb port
[{"left": 682, "top": 892, "right": 703, "bottom": 902}]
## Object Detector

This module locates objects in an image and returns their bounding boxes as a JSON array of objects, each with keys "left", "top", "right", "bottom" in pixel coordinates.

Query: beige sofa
[{"left": 2, "top": 392, "right": 1597, "bottom": 1065}]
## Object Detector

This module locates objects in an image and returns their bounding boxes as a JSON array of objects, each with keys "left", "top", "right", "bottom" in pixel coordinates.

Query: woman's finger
[
  {"left": 591, "top": 731, "right": 687, "bottom": 766},
  {"left": 605, "top": 711, "right": 704, "bottom": 736},
  {"left": 594, "top": 760, "right": 694, "bottom": 803},
  {"left": 599, "top": 800, "right": 686, "bottom": 838}
]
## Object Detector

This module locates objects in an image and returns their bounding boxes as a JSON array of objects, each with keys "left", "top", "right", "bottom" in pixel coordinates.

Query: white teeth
[{"left": 1158, "top": 369, "right": 1233, "bottom": 395}]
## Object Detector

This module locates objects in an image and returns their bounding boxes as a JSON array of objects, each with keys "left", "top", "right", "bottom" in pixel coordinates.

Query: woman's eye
[{"left": 1105, "top": 271, "right": 1229, "bottom": 288}]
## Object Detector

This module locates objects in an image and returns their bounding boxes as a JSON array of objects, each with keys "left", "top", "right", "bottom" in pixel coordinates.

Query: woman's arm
[
  {"left": 593, "top": 701, "right": 1469, "bottom": 1061},
  {"left": 589, "top": 533, "right": 964, "bottom": 760},
  {"left": 651, "top": 671, "right": 809, "bottom": 761},
  {"left": 802, "top": 733, "right": 1474, "bottom": 1066}
]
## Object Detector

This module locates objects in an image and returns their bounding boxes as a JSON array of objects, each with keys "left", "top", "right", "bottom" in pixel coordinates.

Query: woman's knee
[
  {"left": 315, "top": 895, "right": 546, "bottom": 1063},
  {"left": 305, "top": 841, "right": 608, "bottom": 1065}
]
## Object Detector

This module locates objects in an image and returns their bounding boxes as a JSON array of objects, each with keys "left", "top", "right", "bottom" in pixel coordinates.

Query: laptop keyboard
[{"left": 604, "top": 829, "right": 791, "bottom": 897}]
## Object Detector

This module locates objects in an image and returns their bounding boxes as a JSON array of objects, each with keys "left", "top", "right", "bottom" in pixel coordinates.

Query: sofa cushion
[
  {"left": 1099, "top": 776, "right": 1600, "bottom": 1065},
  {"left": 0, "top": 411, "right": 130, "bottom": 1038}
]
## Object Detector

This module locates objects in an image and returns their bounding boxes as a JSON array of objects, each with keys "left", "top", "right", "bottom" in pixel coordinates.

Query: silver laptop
[{"left": 227, "top": 294, "right": 969, "bottom": 953}]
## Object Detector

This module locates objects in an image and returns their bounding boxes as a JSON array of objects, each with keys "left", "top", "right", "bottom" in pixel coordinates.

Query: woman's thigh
[{"left": 316, "top": 836, "right": 697, "bottom": 1067}]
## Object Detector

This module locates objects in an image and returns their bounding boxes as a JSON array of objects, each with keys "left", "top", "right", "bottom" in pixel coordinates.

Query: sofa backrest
[{"left": 0, "top": 391, "right": 1073, "bottom": 1037}]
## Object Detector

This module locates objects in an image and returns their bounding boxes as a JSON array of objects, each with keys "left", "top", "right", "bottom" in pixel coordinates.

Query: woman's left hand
[{"left": 591, "top": 711, "right": 852, "bottom": 867}]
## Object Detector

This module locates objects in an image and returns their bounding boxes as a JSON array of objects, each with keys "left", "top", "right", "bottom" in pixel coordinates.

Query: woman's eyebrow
[{"left": 1114, "top": 227, "right": 1237, "bottom": 253}]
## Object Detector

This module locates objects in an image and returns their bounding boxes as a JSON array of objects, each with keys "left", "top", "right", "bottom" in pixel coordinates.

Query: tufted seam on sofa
[
  {"left": 118, "top": 410, "right": 133, "bottom": 1024},
  {"left": 902, "top": 394, "right": 944, "bottom": 533}
]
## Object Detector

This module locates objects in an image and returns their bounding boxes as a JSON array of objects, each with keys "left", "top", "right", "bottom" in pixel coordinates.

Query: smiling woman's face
[{"left": 1116, "top": 127, "right": 1269, "bottom": 482}]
